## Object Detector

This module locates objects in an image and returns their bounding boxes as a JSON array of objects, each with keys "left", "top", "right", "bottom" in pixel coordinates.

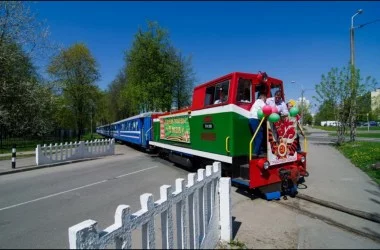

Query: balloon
[
  {"left": 262, "top": 105, "right": 273, "bottom": 116},
  {"left": 257, "top": 109, "right": 264, "bottom": 119},
  {"left": 272, "top": 106, "right": 279, "bottom": 114},
  {"left": 268, "top": 113, "right": 280, "bottom": 123},
  {"left": 289, "top": 107, "right": 299, "bottom": 117}
]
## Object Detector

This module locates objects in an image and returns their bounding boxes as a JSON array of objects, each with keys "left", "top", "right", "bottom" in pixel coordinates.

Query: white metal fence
[
  {"left": 36, "top": 139, "right": 115, "bottom": 166},
  {"left": 68, "top": 162, "right": 232, "bottom": 249}
]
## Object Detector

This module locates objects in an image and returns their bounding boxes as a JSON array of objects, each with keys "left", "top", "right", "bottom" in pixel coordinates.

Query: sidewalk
[
  {"left": 229, "top": 129, "right": 380, "bottom": 249},
  {"left": 0, "top": 156, "right": 37, "bottom": 174}
]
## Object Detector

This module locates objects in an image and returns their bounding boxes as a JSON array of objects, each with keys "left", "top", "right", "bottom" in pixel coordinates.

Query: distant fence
[
  {"left": 36, "top": 139, "right": 115, "bottom": 166},
  {"left": 68, "top": 162, "right": 232, "bottom": 249}
]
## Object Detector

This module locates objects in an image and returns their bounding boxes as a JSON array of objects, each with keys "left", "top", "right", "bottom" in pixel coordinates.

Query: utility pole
[
  {"left": 349, "top": 9, "right": 363, "bottom": 142},
  {"left": 301, "top": 88, "right": 305, "bottom": 126}
]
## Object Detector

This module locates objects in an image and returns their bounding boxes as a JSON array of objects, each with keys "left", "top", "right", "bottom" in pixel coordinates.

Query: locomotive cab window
[
  {"left": 236, "top": 78, "right": 252, "bottom": 103},
  {"left": 269, "top": 84, "right": 283, "bottom": 99},
  {"left": 204, "top": 80, "right": 230, "bottom": 106},
  {"left": 254, "top": 83, "right": 267, "bottom": 101}
]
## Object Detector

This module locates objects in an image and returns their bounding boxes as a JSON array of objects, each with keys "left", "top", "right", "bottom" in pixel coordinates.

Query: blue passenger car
[
  {"left": 110, "top": 112, "right": 157, "bottom": 148},
  {"left": 96, "top": 124, "right": 112, "bottom": 138}
]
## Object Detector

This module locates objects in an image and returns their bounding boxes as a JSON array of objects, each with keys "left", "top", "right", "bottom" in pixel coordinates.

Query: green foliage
[
  {"left": 0, "top": 40, "right": 56, "bottom": 136},
  {"left": 313, "top": 65, "right": 376, "bottom": 143},
  {"left": 336, "top": 141, "right": 380, "bottom": 184},
  {"left": 303, "top": 112, "right": 313, "bottom": 125},
  {"left": 48, "top": 43, "right": 101, "bottom": 140},
  {"left": 115, "top": 21, "right": 195, "bottom": 116},
  {"left": 314, "top": 100, "right": 335, "bottom": 125},
  {"left": 356, "top": 92, "right": 371, "bottom": 121}
]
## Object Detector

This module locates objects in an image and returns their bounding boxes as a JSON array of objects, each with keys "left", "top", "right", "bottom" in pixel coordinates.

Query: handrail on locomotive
[{"left": 249, "top": 117, "right": 266, "bottom": 161}]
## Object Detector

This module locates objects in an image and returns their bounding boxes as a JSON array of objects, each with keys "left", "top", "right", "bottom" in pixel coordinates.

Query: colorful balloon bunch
[{"left": 257, "top": 105, "right": 299, "bottom": 123}]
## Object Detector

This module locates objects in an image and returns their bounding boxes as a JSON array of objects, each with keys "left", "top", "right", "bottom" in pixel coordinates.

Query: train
[{"left": 96, "top": 71, "right": 308, "bottom": 200}]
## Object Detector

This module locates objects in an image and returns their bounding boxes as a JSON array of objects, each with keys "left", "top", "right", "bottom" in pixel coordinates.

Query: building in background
[{"left": 371, "top": 89, "right": 380, "bottom": 120}]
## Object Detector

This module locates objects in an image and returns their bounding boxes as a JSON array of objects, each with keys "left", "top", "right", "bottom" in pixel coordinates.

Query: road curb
[{"left": 0, "top": 157, "right": 101, "bottom": 176}]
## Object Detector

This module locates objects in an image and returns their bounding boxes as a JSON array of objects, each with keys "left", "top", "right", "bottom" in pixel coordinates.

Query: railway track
[{"left": 275, "top": 192, "right": 380, "bottom": 244}]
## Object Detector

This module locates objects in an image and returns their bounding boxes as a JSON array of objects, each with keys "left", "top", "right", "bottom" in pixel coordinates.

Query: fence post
[
  {"left": 68, "top": 220, "right": 99, "bottom": 249},
  {"left": 79, "top": 141, "right": 85, "bottom": 159},
  {"left": 219, "top": 177, "right": 232, "bottom": 242},
  {"left": 11, "top": 144, "right": 16, "bottom": 169},
  {"left": 140, "top": 194, "right": 155, "bottom": 249},
  {"left": 36, "top": 145, "right": 41, "bottom": 166},
  {"left": 111, "top": 139, "right": 115, "bottom": 155}
]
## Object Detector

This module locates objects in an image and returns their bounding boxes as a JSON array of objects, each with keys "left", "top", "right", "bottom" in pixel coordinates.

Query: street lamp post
[
  {"left": 349, "top": 9, "right": 363, "bottom": 142},
  {"left": 350, "top": 9, "right": 363, "bottom": 66},
  {"left": 291, "top": 81, "right": 305, "bottom": 126}
]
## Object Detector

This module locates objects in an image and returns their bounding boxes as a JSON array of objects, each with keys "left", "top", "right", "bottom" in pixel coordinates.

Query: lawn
[
  {"left": 0, "top": 133, "right": 106, "bottom": 154},
  {"left": 313, "top": 125, "right": 380, "bottom": 131},
  {"left": 335, "top": 141, "right": 380, "bottom": 185},
  {"left": 327, "top": 133, "right": 380, "bottom": 139}
]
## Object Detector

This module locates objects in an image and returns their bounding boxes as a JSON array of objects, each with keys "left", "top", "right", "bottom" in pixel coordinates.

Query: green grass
[
  {"left": 217, "top": 239, "right": 248, "bottom": 249},
  {"left": 0, "top": 153, "right": 35, "bottom": 161},
  {"left": 335, "top": 141, "right": 380, "bottom": 185},
  {"left": 0, "top": 133, "right": 106, "bottom": 154},
  {"left": 327, "top": 133, "right": 380, "bottom": 138},
  {"left": 0, "top": 145, "right": 37, "bottom": 154},
  {"left": 313, "top": 125, "right": 380, "bottom": 131},
  {"left": 356, "top": 133, "right": 380, "bottom": 138}
]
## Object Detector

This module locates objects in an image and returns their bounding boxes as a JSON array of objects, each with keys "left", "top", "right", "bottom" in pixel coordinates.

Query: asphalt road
[{"left": 0, "top": 145, "right": 191, "bottom": 249}]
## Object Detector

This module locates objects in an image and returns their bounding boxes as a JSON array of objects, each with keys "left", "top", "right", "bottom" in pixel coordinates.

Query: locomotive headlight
[
  {"left": 301, "top": 156, "right": 306, "bottom": 163},
  {"left": 263, "top": 161, "right": 270, "bottom": 170}
]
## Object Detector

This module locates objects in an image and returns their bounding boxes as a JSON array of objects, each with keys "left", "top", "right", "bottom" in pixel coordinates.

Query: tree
[
  {"left": 314, "top": 66, "right": 353, "bottom": 144},
  {"left": 314, "top": 64, "right": 376, "bottom": 144},
  {"left": 172, "top": 52, "right": 195, "bottom": 110},
  {"left": 356, "top": 92, "right": 371, "bottom": 122},
  {"left": 0, "top": 41, "right": 55, "bottom": 136},
  {"left": 107, "top": 69, "right": 132, "bottom": 121},
  {"left": 314, "top": 100, "right": 335, "bottom": 126},
  {"left": 0, "top": 1, "right": 52, "bottom": 59},
  {"left": 48, "top": 43, "right": 100, "bottom": 141},
  {"left": 122, "top": 21, "right": 195, "bottom": 115}
]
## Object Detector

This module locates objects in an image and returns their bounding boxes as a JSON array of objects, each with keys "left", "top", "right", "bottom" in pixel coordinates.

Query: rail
[{"left": 249, "top": 118, "right": 265, "bottom": 161}]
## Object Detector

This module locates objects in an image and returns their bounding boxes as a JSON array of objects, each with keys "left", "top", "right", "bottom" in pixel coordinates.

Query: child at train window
[{"left": 214, "top": 91, "right": 228, "bottom": 104}]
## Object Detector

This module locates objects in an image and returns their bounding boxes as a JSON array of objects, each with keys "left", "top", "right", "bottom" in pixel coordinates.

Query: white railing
[
  {"left": 68, "top": 162, "right": 232, "bottom": 249},
  {"left": 36, "top": 139, "right": 115, "bottom": 166}
]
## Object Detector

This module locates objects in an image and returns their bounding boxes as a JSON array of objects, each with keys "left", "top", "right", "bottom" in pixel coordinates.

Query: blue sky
[{"left": 31, "top": 1, "right": 380, "bottom": 113}]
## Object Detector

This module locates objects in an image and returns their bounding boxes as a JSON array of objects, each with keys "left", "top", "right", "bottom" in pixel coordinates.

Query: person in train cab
[
  {"left": 214, "top": 90, "right": 228, "bottom": 104},
  {"left": 266, "top": 90, "right": 289, "bottom": 116},
  {"left": 287, "top": 100, "right": 304, "bottom": 152},
  {"left": 249, "top": 93, "right": 267, "bottom": 156},
  {"left": 239, "top": 88, "right": 251, "bottom": 103}
]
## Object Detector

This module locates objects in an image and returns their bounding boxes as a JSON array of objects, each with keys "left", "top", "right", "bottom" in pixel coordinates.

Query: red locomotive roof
[
  {"left": 193, "top": 72, "right": 283, "bottom": 91},
  {"left": 154, "top": 71, "right": 284, "bottom": 116}
]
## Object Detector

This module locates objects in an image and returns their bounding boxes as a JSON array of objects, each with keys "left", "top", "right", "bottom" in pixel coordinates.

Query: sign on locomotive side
[{"left": 160, "top": 115, "right": 191, "bottom": 143}]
